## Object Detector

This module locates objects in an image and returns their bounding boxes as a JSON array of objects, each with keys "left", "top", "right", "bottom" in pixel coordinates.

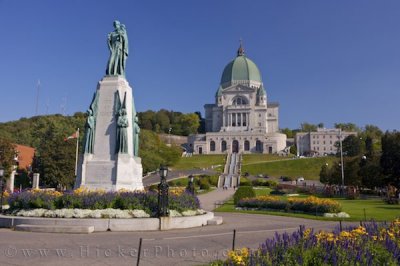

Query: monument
[{"left": 75, "top": 20, "right": 144, "bottom": 191}]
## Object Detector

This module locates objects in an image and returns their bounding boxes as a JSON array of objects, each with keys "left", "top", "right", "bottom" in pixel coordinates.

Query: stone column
[
  {"left": 7, "top": 170, "right": 16, "bottom": 192},
  {"left": 32, "top": 173, "right": 40, "bottom": 189}
]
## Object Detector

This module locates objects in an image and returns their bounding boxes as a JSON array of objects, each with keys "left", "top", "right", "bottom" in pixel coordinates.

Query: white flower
[
  {"left": 182, "top": 210, "right": 197, "bottom": 216},
  {"left": 196, "top": 209, "right": 206, "bottom": 215},
  {"left": 323, "top": 212, "right": 350, "bottom": 218},
  {"left": 129, "top": 209, "right": 150, "bottom": 218},
  {"left": 169, "top": 210, "right": 182, "bottom": 217}
]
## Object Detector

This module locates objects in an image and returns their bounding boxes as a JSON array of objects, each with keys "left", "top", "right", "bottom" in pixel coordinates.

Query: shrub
[
  {"left": 239, "top": 177, "right": 251, "bottom": 186},
  {"left": 252, "top": 179, "right": 279, "bottom": 187},
  {"left": 281, "top": 176, "right": 293, "bottom": 182},
  {"left": 207, "top": 175, "right": 219, "bottom": 187},
  {"left": 270, "top": 190, "right": 286, "bottom": 195},
  {"left": 199, "top": 179, "right": 210, "bottom": 190},
  {"left": 233, "top": 186, "right": 256, "bottom": 205}
]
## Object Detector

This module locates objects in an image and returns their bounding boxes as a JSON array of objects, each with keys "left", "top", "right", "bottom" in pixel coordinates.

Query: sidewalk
[{"left": 197, "top": 188, "right": 235, "bottom": 211}]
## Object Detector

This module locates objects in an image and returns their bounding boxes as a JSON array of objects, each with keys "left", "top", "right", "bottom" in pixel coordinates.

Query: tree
[
  {"left": 359, "top": 156, "right": 384, "bottom": 188},
  {"left": 195, "top": 111, "right": 205, "bottom": 134},
  {"left": 380, "top": 131, "right": 400, "bottom": 187},
  {"left": 319, "top": 164, "right": 331, "bottom": 184},
  {"left": 281, "top": 128, "right": 294, "bottom": 138},
  {"left": 179, "top": 113, "right": 200, "bottom": 135},
  {"left": 341, "top": 135, "right": 362, "bottom": 157},
  {"left": 334, "top": 123, "right": 360, "bottom": 133},
  {"left": 0, "top": 138, "right": 16, "bottom": 178},
  {"left": 300, "top": 122, "right": 317, "bottom": 132},
  {"left": 34, "top": 125, "right": 76, "bottom": 189}
]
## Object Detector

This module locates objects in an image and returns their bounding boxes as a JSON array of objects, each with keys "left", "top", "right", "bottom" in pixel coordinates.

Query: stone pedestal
[{"left": 75, "top": 76, "right": 144, "bottom": 191}]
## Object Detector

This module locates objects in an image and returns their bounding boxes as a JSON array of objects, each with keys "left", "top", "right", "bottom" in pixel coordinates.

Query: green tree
[
  {"left": 34, "top": 125, "right": 76, "bottom": 189},
  {"left": 380, "top": 131, "right": 400, "bottom": 187},
  {"left": 319, "top": 164, "right": 331, "bottom": 184},
  {"left": 179, "top": 113, "right": 200, "bottom": 135},
  {"left": 334, "top": 123, "right": 360, "bottom": 133},
  {"left": 300, "top": 122, "right": 317, "bottom": 132},
  {"left": 342, "top": 135, "right": 362, "bottom": 156},
  {"left": 281, "top": 128, "right": 294, "bottom": 138},
  {"left": 0, "top": 138, "right": 16, "bottom": 178}
]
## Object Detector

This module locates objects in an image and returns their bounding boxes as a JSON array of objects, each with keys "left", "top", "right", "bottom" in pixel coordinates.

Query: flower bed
[
  {"left": 217, "top": 219, "right": 400, "bottom": 265},
  {"left": 237, "top": 196, "right": 341, "bottom": 214},
  {"left": 6, "top": 188, "right": 201, "bottom": 218}
]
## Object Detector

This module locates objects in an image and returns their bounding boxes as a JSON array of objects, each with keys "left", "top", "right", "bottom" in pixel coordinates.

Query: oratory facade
[{"left": 188, "top": 44, "right": 287, "bottom": 154}]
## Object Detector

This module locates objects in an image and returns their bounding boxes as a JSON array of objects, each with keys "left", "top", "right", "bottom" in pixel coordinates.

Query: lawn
[
  {"left": 242, "top": 154, "right": 294, "bottom": 165},
  {"left": 241, "top": 156, "right": 337, "bottom": 180},
  {"left": 215, "top": 188, "right": 400, "bottom": 221},
  {"left": 172, "top": 154, "right": 225, "bottom": 171}
]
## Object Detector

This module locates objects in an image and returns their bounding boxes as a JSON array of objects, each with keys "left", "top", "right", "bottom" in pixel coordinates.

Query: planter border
[{"left": 0, "top": 212, "right": 217, "bottom": 232}]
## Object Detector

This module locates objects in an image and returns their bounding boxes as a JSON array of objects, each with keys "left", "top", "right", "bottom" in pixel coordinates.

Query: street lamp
[
  {"left": 338, "top": 129, "right": 345, "bottom": 193},
  {"left": 187, "top": 175, "right": 195, "bottom": 195},
  {"left": 0, "top": 166, "right": 4, "bottom": 214},
  {"left": 158, "top": 165, "right": 169, "bottom": 217}
]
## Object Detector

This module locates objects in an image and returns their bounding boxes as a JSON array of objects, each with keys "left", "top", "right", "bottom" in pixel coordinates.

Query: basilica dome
[{"left": 220, "top": 44, "right": 262, "bottom": 87}]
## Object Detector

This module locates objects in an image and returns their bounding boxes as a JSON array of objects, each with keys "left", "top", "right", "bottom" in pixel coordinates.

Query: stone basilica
[{"left": 188, "top": 44, "right": 287, "bottom": 154}]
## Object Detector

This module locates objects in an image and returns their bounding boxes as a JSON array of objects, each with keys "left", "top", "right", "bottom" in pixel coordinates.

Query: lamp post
[
  {"left": 158, "top": 165, "right": 169, "bottom": 217},
  {"left": 0, "top": 166, "right": 5, "bottom": 214},
  {"left": 187, "top": 175, "right": 195, "bottom": 195},
  {"left": 338, "top": 129, "right": 345, "bottom": 193}
]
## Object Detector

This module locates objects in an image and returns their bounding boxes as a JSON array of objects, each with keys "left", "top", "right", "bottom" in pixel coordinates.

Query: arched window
[
  {"left": 256, "top": 140, "right": 263, "bottom": 153},
  {"left": 221, "top": 141, "right": 227, "bottom": 152},
  {"left": 232, "top": 140, "right": 239, "bottom": 153},
  {"left": 210, "top": 141, "right": 216, "bottom": 152},
  {"left": 232, "top": 97, "right": 248, "bottom": 106},
  {"left": 244, "top": 140, "right": 250, "bottom": 151}
]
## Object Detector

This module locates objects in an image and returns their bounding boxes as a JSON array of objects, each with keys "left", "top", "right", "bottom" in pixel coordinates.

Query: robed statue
[
  {"left": 106, "top": 20, "right": 129, "bottom": 76},
  {"left": 83, "top": 91, "right": 99, "bottom": 154}
]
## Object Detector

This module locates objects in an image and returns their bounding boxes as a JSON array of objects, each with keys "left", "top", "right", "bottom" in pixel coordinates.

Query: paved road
[
  {"left": 0, "top": 212, "right": 357, "bottom": 266},
  {"left": 197, "top": 188, "right": 235, "bottom": 211},
  {"left": 142, "top": 169, "right": 217, "bottom": 187}
]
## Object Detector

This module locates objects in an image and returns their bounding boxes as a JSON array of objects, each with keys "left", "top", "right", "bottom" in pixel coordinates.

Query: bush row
[{"left": 237, "top": 195, "right": 342, "bottom": 214}]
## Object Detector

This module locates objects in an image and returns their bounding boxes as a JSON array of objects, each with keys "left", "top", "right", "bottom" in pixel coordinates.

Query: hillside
[{"left": 242, "top": 156, "right": 338, "bottom": 180}]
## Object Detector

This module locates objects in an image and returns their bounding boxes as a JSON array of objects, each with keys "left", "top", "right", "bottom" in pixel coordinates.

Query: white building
[
  {"left": 188, "top": 44, "right": 286, "bottom": 154},
  {"left": 296, "top": 128, "right": 357, "bottom": 156}
]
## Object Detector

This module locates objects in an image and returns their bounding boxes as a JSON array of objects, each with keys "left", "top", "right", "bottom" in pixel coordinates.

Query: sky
[{"left": 0, "top": 0, "right": 399, "bottom": 131}]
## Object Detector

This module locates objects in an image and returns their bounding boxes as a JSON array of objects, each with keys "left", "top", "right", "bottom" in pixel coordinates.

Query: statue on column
[{"left": 106, "top": 20, "right": 129, "bottom": 76}]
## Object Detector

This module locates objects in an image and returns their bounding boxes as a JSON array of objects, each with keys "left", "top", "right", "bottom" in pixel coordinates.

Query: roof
[
  {"left": 14, "top": 144, "right": 35, "bottom": 170},
  {"left": 219, "top": 44, "right": 263, "bottom": 87}
]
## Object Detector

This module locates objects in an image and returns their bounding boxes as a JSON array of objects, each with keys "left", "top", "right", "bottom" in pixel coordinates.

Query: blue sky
[{"left": 1, "top": 0, "right": 399, "bottom": 131}]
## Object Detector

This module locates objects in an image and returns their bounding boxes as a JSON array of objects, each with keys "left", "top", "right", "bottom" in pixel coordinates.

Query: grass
[
  {"left": 241, "top": 156, "right": 338, "bottom": 180},
  {"left": 172, "top": 155, "right": 225, "bottom": 171},
  {"left": 242, "top": 154, "right": 294, "bottom": 165},
  {"left": 215, "top": 188, "right": 400, "bottom": 221}
]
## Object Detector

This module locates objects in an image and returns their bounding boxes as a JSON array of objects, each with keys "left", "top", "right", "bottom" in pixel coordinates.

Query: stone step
[
  {"left": 15, "top": 224, "right": 95, "bottom": 234},
  {"left": 207, "top": 216, "right": 223, "bottom": 225}
]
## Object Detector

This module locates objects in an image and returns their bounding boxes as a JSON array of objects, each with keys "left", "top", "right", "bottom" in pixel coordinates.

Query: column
[
  {"left": 33, "top": 173, "right": 40, "bottom": 189},
  {"left": 235, "top": 113, "right": 238, "bottom": 127}
]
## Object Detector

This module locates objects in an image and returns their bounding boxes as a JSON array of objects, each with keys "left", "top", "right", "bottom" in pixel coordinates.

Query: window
[
  {"left": 210, "top": 141, "right": 215, "bottom": 152},
  {"left": 256, "top": 140, "right": 263, "bottom": 152},
  {"left": 221, "top": 141, "right": 227, "bottom": 152},
  {"left": 232, "top": 97, "right": 248, "bottom": 105},
  {"left": 244, "top": 140, "right": 250, "bottom": 151}
]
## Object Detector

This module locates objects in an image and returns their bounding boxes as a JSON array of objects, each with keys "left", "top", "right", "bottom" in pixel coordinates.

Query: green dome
[{"left": 220, "top": 46, "right": 262, "bottom": 86}]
